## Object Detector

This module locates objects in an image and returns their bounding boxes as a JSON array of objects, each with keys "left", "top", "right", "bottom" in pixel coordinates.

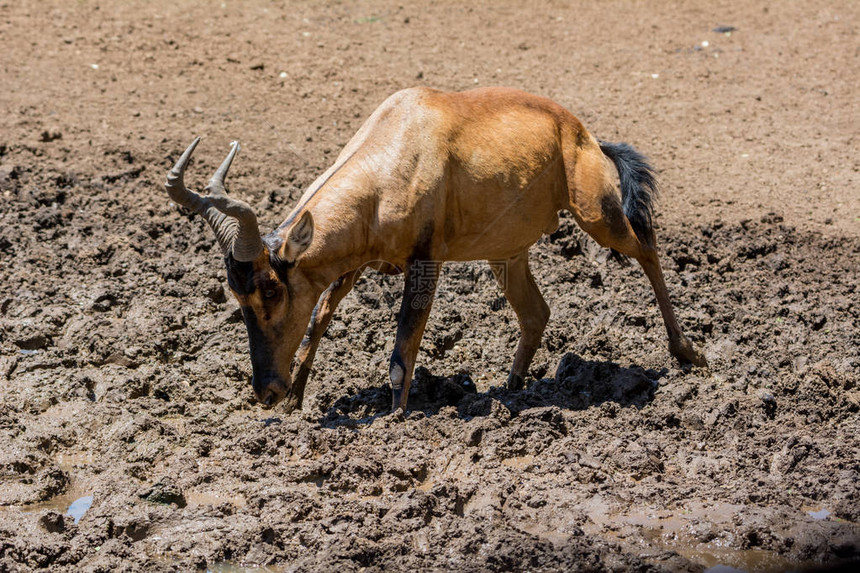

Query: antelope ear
[{"left": 281, "top": 210, "right": 314, "bottom": 262}]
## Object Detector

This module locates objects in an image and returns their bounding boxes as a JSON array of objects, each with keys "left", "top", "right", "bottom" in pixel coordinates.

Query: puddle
[
  {"left": 66, "top": 495, "right": 93, "bottom": 523},
  {"left": 45, "top": 452, "right": 95, "bottom": 522},
  {"left": 705, "top": 566, "right": 748, "bottom": 573},
  {"left": 31, "top": 493, "right": 95, "bottom": 524},
  {"left": 583, "top": 500, "right": 809, "bottom": 573},
  {"left": 206, "top": 562, "right": 283, "bottom": 572},
  {"left": 1, "top": 492, "right": 95, "bottom": 524},
  {"left": 675, "top": 546, "right": 797, "bottom": 573},
  {"left": 807, "top": 508, "right": 831, "bottom": 520},
  {"left": 186, "top": 490, "right": 247, "bottom": 509}
]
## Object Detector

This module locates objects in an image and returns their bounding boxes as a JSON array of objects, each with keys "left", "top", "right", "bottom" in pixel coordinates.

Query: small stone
[
  {"left": 759, "top": 390, "right": 777, "bottom": 418},
  {"left": 40, "top": 130, "right": 62, "bottom": 143}
]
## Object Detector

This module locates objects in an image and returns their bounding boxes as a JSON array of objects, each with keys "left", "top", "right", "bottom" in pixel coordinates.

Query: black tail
[{"left": 599, "top": 140, "right": 658, "bottom": 249}]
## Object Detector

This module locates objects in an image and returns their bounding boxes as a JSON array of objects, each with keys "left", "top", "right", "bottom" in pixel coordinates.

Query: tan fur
[
  {"left": 282, "top": 88, "right": 634, "bottom": 274},
  {"left": 212, "top": 87, "right": 703, "bottom": 410}
]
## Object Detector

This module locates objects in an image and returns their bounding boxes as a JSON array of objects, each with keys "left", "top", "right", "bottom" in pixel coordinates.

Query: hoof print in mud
[{"left": 38, "top": 511, "right": 66, "bottom": 534}]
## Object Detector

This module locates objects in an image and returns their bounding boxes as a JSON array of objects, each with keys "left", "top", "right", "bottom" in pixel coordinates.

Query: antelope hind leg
[{"left": 490, "top": 252, "right": 551, "bottom": 390}]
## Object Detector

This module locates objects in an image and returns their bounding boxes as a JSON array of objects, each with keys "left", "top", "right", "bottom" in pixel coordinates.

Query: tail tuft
[{"left": 599, "top": 140, "right": 658, "bottom": 247}]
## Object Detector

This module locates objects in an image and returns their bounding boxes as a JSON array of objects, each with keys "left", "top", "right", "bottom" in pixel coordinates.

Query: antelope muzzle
[{"left": 252, "top": 373, "right": 289, "bottom": 408}]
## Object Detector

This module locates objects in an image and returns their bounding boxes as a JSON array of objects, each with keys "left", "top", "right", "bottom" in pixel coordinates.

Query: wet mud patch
[{"left": 2, "top": 204, "right": 858, "bottom": 571}]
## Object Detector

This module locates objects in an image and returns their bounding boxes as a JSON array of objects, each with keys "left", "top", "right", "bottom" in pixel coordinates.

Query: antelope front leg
[
  {"left": 389, "top": 260, "right": 440, "bottom": 411},
  {"left": 291, "top": 270, "right": 363, "bottom": 405}
]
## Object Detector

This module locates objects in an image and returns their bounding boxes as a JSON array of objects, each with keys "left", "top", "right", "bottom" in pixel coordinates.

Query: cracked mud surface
[{"left": 1, "top": 1, "right": 858, "bottom": 571}]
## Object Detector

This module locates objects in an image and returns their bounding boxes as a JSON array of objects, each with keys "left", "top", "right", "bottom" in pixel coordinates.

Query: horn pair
[{"left": 164, "top": 138, "right": 264, "bottom": 262}]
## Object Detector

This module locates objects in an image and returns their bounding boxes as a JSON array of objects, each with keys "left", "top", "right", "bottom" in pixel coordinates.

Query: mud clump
[{"left": 138, "top": 476, "right": 187, "bottom": 508}]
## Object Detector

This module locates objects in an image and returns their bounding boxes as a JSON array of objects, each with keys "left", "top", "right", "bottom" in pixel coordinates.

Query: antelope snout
[{"left": 253, "top": 374, "right": 289, "bottom": 408}]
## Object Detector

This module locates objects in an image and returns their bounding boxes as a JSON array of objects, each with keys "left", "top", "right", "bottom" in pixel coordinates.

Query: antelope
[{"left": 164, "top": 87, "right": 706, "bottom": 413}]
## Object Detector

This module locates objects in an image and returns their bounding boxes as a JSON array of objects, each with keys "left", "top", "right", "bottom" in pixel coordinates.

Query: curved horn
[
  {"left": 204, "top": 142, "right": 264, "bottom": 262},
  {"left": 165, "top": 138, "right": 240, "bottom": 257},
  {"left": 165, "top": 137, "right": 204, "bottom": 211}
]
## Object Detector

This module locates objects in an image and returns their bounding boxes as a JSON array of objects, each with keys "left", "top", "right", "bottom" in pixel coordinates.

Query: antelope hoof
[
  {"left": 671, "top": 337, "right": 708, "bottom": 368},
  {"left": 391, "top": 387, "right": 405, "bottom": 412},
  {"left": 507, "top": 373, "right": 525, "bottom": 391},
  {"left": 281, "top": 394, "right": 300, "bottom": 415}
]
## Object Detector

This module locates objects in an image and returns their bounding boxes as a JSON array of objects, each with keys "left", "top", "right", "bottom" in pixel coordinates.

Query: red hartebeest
[{"left": 165, "top": 87, "right": 706, "bottom": 412}]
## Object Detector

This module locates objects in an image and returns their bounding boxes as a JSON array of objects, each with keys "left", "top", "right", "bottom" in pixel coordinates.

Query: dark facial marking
[
  {"left": 269, "top": 253, "right": 295, "bottom": 285},
  {"left": 241, "top": 306, "right": 279, "bottom": 393},
  {"left": 226, "top": 257, "right": 256, "bottom": 295}
]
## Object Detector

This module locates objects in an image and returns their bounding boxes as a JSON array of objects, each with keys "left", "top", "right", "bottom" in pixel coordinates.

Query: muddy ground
[{"left": 1, "top": 1, "right": 858, "bottom": 571}]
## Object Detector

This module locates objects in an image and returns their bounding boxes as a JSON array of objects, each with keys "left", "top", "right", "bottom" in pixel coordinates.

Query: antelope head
[{"left": 165, "top": 138, "right": 318, "bottom": 411}]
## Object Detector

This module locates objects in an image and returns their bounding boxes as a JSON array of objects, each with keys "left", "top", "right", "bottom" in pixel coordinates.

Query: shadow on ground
[{"left": 320, "top": 353, "right": 669, "bottom": 427}]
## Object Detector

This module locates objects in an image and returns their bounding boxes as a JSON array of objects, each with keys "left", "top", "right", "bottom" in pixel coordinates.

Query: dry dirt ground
[{"left": 1, "top": 1, "right": 858, "bottom": 571}]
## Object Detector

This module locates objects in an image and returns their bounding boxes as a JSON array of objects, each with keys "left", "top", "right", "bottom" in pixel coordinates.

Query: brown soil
[{"left": 1, "top": 1, "right": 858, "bottom": 572}]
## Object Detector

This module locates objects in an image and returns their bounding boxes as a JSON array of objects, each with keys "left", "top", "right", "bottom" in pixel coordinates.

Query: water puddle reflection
[
  {"left": 704, "top": 566, "right": 749, "bottom": 573},
  {"left": 580, "top": 500, "right": 817, "bottom": 573},
  {"left": 206, "top": 562, "right": 283, "bottom": 573},
  {"left": 807, "top": 508, "right": 831, "bottom": 520},
  {"left": 0, "top": 492, "right": 95, "bottom": 525},
  {"left": 66, "top": 495, "right": 93, "bottom": 524}
]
